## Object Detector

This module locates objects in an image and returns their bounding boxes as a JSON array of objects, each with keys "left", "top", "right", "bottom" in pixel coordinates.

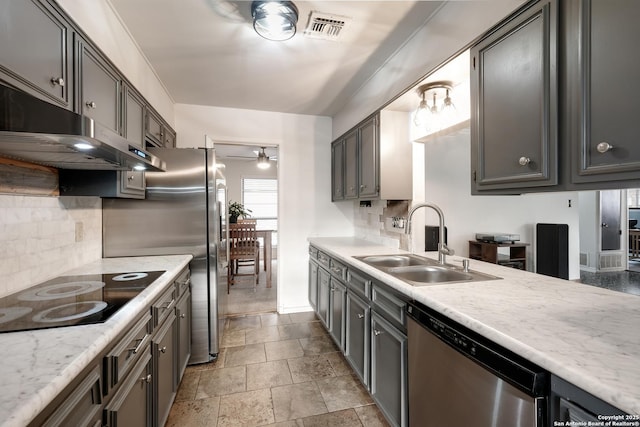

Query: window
[{"left": 242, "top": 177, "right": 277, "bottom": 244}]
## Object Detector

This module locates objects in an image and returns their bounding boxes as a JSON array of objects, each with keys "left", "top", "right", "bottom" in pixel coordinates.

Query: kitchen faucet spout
[{"left": 405, "top": 202, "right": 454, "bottom": 264}]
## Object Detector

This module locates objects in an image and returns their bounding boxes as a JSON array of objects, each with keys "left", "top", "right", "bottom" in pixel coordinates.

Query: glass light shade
[{"left": 252, "top": 1, "right": 298, "bottom": 41}]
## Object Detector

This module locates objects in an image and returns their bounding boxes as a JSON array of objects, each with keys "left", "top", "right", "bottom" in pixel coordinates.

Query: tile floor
[{"left": 166, "top": 311, "right": 390, "bottom": 427}]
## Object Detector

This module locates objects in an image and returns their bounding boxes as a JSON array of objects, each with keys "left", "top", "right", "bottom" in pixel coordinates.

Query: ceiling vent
[{"left": 304, "top": 11, "right": 351, "bottom": 41}]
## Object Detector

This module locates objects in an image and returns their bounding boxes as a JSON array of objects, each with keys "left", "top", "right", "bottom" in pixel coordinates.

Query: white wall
[
  {"left": 174, "top": 104, "right": 353, "bottom": 313},
  {"left": 56, "top": 0, "right": 175, "bottom": 125},
  {"left": 420, "top": 129, "right": 582, "bottom": 280},
  {"left": 221, "top": 158, "right": 278, "bottom": 206}
]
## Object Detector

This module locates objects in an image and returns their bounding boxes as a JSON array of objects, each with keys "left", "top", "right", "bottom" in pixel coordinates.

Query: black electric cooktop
[{"left": 0, "top": 270, "right": 165, "bottom": 333}]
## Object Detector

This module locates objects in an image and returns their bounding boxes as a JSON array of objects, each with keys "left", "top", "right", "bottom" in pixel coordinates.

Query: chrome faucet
[{"left": 405, "top": 202, "right": 454, "bottom": 264}]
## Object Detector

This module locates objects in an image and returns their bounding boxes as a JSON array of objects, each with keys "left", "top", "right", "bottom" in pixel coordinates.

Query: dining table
[{"left": 256, "top": 229, "right": 274, "bottom": 287}]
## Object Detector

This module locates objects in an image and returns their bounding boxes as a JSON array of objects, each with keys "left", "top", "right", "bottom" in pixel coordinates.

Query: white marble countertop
[
  {"left": 309, "top": 237, "right": 640, "bottom": 415},
  {"left": 0, "top": 254, "right": 192, "bottom": 427}
]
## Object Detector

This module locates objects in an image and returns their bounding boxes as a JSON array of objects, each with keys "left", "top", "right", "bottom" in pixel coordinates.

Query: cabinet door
[
  {"left": 371, "top": 312, "right": 407, "bottom": 427},
  {"left": 567, "top": 0, "right": 640, "bottom": 183},
  {"left": 78, "top": 40, "right": 121, "bottom": 133},
  {"left": 123, "top": 84, "right": 145, "bottom": 149},
  {"left": 0, "top": 0, "right": 71, "bottom": 108},
  {"left": 328, "top": 278, "right": 346, "bottom": 350},
  {"left": 308, "top": 261, "right": 318, "bottom": 310},
  {"left": 153, "top": 313, "right": 176, "bottom": 427},
  {"left": 331, "top": 140, "right": 344, "bottom": 201},
  {"left": 176, "top": 290, "right": 192, "bottom": 383},
  {"left": 471, "top": 1, "right": 558, "bottom": 192},
  {"left": 119, "top": 170, "right": 145, "bottom": 195},
  {"left": 344, "top": 130, "right": 359, "bottom": 199},
  {"left": 146, "top": 110, "right": 164, "bottom": 147},
  {"left": 358, "top": 116, "right": 379, "bottom": 198},
  {"left": 345, "top": 291, "right": 369, "bottom": 388},
  {"left": 317, "top": 267, "right": 331, "bottom": 328},
  {"left": 104, "top": 351, "right": 152, "bottom": 427},
  {"left": 163, "top": 127, "right": 176, "bottom": 148}
]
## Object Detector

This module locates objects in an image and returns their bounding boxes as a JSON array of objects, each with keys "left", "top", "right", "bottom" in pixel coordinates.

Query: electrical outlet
[{"left": 75, "top": 221, "right": 84, "bottom": 242}]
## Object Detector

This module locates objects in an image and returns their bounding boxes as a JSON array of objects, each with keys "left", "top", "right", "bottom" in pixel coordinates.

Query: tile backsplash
[
  {"left": 0, "top": 195, "right": 102, "bottom": 297},
  {"left": 354, "top": 200, "right": 409, "bottom": 249}
]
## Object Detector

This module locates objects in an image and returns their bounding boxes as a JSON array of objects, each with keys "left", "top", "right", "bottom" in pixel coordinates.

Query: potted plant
[{"left": 228, "top": 201, "right": 251, "bottom": 223}]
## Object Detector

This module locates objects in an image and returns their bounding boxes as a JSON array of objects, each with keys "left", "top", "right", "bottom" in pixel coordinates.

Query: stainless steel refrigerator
[{"left": 102, "top": 147, "right": 228, "bottom": 364}]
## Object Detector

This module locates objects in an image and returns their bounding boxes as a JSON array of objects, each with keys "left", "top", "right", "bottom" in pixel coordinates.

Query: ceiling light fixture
[
  {"left": 413, "top": 81, "right": 456, "bottom": 132},
  {"left": 251, "top": 1, "right": 299, "bottom": 41},
  {"left": 257, "top": 147, "right": 271, "bottom": 169}
]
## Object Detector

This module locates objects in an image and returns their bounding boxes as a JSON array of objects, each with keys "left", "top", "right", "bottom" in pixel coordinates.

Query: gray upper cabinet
[
  {"left": 146, "top": 109, "right": 164, "bottom": 147},
  {"left": 332, "top": 111, "right": 411, "bottom": 201},
  {"left": 77, "top": 38, "right": 121, "bottom": 133},
  {"left": 344, "top": 130, "right": 359, "bottom": 199},
  {"left": 0, "top": 0, "right": 72, "bottom": 109},
  {"left": 331, "top": 139, "right": 344, "bottom": 201},
  {"left": 123, "top": 84, "right": 146, "bottom": 149},
  {"left": 471, "top": 0, "right": 558, "bottom": 193},
  {"left": 358, "top": 116, "right": 379, "bottom": 199},
  {"left": 565, "top": 0, "right": 640, "bottom": 184}
]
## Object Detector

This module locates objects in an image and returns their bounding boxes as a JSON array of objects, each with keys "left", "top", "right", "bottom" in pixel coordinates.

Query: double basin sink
[{"left": 354, "top": 254, "right": 501, "bottom": 286}]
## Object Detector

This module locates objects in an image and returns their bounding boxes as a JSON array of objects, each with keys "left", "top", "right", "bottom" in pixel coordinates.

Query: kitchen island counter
[
  {"left": 309, "top": 237, "right": 640, "bottom": 415},
  {"left": 0, "top": 254, "right": 192, "bottom": 427}
]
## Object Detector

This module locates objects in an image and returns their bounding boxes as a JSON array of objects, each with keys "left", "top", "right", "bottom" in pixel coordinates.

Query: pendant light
[
  {"left": 413, "top": 81, "right": 455, "bottom": 132},
  {"left": 251, "top": 1, "right": 299, "bottom": 41},
  {"left": 257, "top": 147, "right": 271, "bottom": 169}
]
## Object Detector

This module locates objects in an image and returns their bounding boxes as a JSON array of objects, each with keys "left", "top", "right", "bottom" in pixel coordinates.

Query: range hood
[{"left": 0, "top": 84, "right": 165, "bottom": 172}]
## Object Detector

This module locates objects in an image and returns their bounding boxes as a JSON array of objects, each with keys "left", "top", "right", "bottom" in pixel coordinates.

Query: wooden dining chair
[
  {"left": 228, "top": 222, "right": 260, "bottom": 292},
  {"left": 236, "top": 219, "right": 261, "bottom": 272}
]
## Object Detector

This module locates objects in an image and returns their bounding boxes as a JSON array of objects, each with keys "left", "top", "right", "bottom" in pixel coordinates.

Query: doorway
[{"left": 214, "top": 143, "right": 279, "bottom": 315}]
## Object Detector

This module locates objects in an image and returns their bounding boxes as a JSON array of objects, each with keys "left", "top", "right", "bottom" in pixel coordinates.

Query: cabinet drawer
[
  {"left": 372, "top": 283, "right": 407, "bottom": 330},
  {"left": 317, "top": 251, "right": 331, "bottom": 269},
  {"left": 347, "top": 269, "right": 371, "bottom": 300},
  {"left": 175, "top": 268, "right": 190, "bottom": 298},
  {"left": 104, "top": 312, "right": 152, "bottom": 393},
  {"left": 42, "top": 364, "right": 102, "bottom": 427},
  {"left": 152, "top": 285, "right": 176, "bottom": 328},
  {"left": 309, "top": 245, "right": 319, "bottom": 259},
  {"left": 329, "top": 258, "right": 347, "bottom": 280},
  {"left": 103, "top": 350, "right": 152, "bottom": 427}
]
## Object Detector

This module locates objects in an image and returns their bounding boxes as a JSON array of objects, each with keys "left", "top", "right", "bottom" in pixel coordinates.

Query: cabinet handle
[
  {"left": 160, "top": 346, "right": 167, "bottom": 354},
  {"left": 373, "top": 329, "right": 383, "bottom": 336},
  {"left": 180, "top": 313, "right": 186, "bottom": 319},
  {"left": 518, "top": 156, "right": 531, "bottom": 166},
  {"left": 140, "top": 374, "right": 152, "bottom": 384},
  {"left": 85, "top": 101, "right": 97, "bottom": 109},
  {"left": 596, "top": 142, "right": 614, "bottom": 153},
  {"left": 127, "top": 175, "right": 135, "bottom": 181},
  {"left": 127, "top": 334, "right": 149, "bottom": 354},
  {"left": 161, "top": 299, "right": 175, "bottom": 309},
  {"left": 360, "top": 184, "right": 366, "bottom": 189},
  {"left": 330, "top": 286, "right": 336, "bottom": 292},
  {"left": 357, "top": 313, "right": 364, "bottom": 319},
  {"left": 50, "top": 77, "right": 65, "bottom": 87}
]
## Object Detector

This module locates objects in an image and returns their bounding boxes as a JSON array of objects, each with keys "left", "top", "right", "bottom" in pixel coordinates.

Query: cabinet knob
[
  {"left": 373, "top": 329, "right": 383, "bottom": 336},
  {"left": 518, "top": 156, "right": 531, "bottom": 166},
  {"left": 180, "top": 313, "right": 186, "bottom": 319},
  {"left": 85, "top": 101, "right": 97, "bottom": 109},
  {"left": 50, "top": 77, "right": 65, "bottom": 87},
  {"left": 128, "top": 175, "right": 135, "bottom": 181},
  {"left": 330, "top": 286, "right": 335, "bottom": 292},
  {"left": 360, "top": 184, "right": 366, "bottom": 189},
  {"left": 140, "top": 374, "right": 152, "bottom": 384},
  {"left": 357, "top": 313, "right": 364, "bottom": 319},
  {"left": 596, "top": 142, "right": 614, "bottom": 153},
  {"left": 160, "top": 346, "right": 167, "bottom": 354}
]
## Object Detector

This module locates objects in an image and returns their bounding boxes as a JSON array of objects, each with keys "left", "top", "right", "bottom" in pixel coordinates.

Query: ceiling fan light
[
  {"left": 257, "top": 147, "right": 271, "bottom": 169},
  {"left": 252, "top": 1, "right": 298, "bottom": 41}
]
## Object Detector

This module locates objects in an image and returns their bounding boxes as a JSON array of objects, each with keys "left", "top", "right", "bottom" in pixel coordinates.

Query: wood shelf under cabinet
[{"left": 468, "top": 240, "right": 529, "bottom": 270}]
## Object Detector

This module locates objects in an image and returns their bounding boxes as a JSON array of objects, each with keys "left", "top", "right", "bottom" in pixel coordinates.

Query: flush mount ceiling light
[
  {"left": 413, "top": 81, "right": 456, "bottom": 131},
  {"left": 257, "top": 147, "right": 271, "bottom": 169},
  {"left": 251, "top": 1, "right": 299, "bottom": 41}
]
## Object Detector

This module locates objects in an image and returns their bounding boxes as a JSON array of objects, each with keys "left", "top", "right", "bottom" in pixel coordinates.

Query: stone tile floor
[{"left": 166, "top": 311, "right": 390, "bottom": 427}]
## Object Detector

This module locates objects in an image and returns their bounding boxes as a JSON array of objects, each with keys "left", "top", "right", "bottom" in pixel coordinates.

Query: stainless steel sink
[{"left": 354, "top": 254, "right": 501, "bottom": 286}]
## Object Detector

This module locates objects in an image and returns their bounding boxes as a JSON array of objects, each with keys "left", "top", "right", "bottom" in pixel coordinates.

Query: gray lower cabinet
[
  {"left": 153, "top": 312, "right": 176, "bottom": 427},
  {"left": 565, "top": 0, "right": 640, "bottom": 184},
  {"left": 308, "top": 260, "right": 318, "bottom": 310},
  {"left": 328, "top": 278, "right": 346, "bottom": 350},
  {"left": 77, "top": 38, "right": 121, "bottom": 133},
  {"left": 176, "top": 289, "right": 192, "bottom": 384},
  {"left": 317, "top": 266, "right": 331, "bottom": 328},
  {"left": 103, "top": 351, "right": 152, "bottom": 427},
  {"left": 345, "top": 291, "right": 370, "bottom": 388},
  {"left": 42, "top": 364, "right": 103, "bottom": 427},
  {"left": 471, "top": 0, "right": 558, "bottom": 193},
  {"left": 371, "top": 311, "right": 407, "bottom": 427},
  {"left": 0, "top": 0, "right": 72, "bottom": 108}
]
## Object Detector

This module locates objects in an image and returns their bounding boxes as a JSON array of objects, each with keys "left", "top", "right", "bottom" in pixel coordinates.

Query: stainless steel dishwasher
[{"left": 406, "top": 301, "right": 548, "bottom": 427}]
